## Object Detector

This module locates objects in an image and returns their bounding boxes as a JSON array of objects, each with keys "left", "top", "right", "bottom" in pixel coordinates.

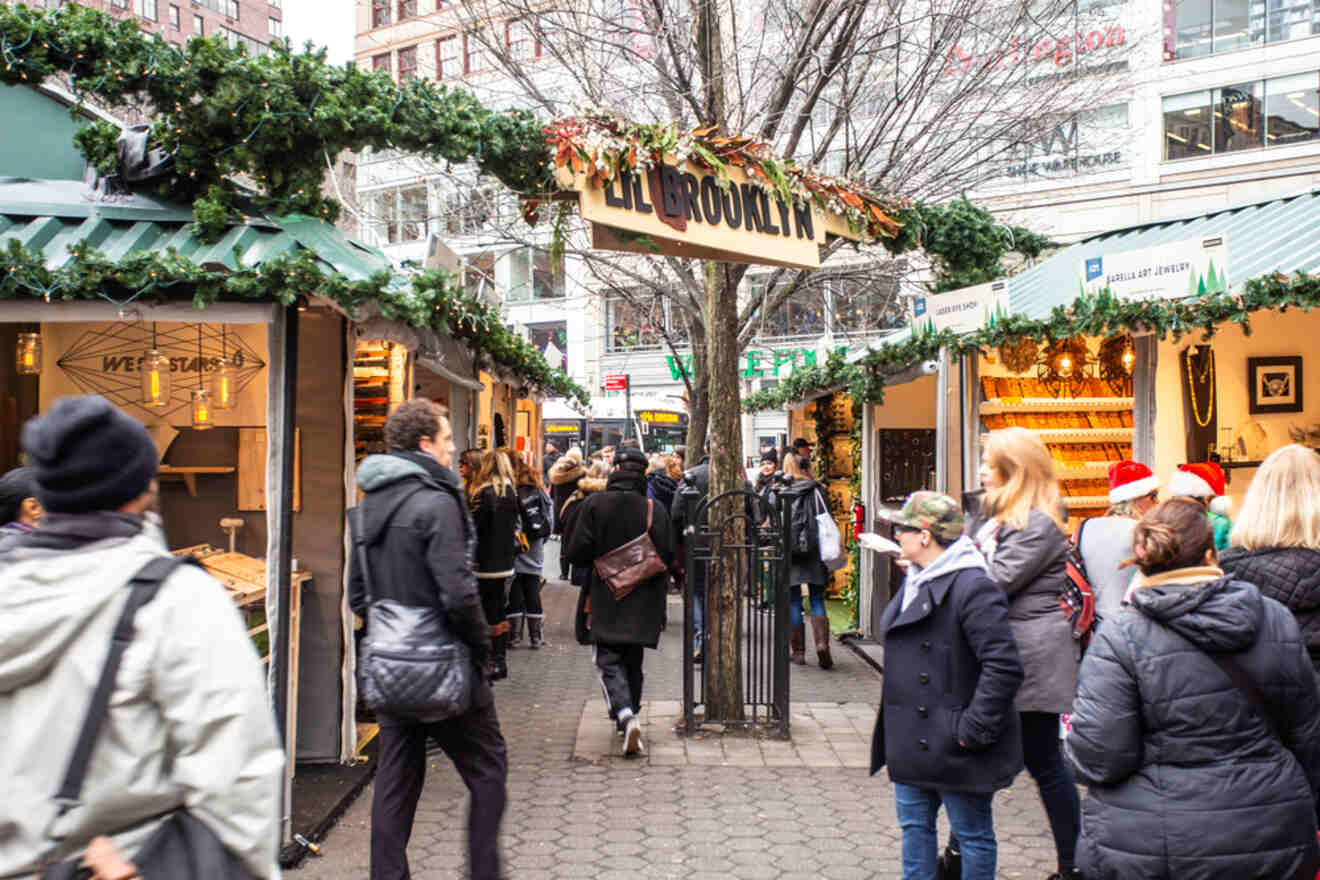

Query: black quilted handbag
[{"left": 349, "top": 509, "right": 472, "bottom": 723}]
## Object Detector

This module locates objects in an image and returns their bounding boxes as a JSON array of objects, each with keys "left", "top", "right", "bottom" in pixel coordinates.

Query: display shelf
[
  {"left": 981, "top": 397, "right": 1134, "bottom": 414},
  {"left": 1064, "top": 496, "right": 1111, "bottom": 508},
  {"left": 158, "top": 465, "right": 236, "bottom": 498},
  {"left": 1030, "top": 427, "right": 1134, "bottom": 442},
  {"left": 1054, "top": 461, "right": 1115, "bottom": 477},
  {"left": 1221, "top": 460, "right": 1263, "bottom": 469}
]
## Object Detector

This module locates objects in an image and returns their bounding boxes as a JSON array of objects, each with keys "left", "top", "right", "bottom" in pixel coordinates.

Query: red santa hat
[
  {"left": 1169, "top": 462, "right": 1231, "bottom": 515},
  {"left": 1108, "top": 460, "right": 1160, "bottom": 505}
]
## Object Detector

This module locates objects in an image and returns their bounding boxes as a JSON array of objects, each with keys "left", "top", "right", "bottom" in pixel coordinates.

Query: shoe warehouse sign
[{"left": 554, "top": 160, "right": 862, "bottom": 269}]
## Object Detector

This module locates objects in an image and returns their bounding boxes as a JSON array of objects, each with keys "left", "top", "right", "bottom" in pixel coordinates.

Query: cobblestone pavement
[{"left": 297, "top": 543, "right": 1062, "bottom": 879}]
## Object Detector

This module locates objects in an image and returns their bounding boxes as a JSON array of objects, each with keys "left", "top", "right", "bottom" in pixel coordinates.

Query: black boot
[
  {"left": 490, "top": 632, "right": 508, "bottom": 681},
  {"left": 527, "top": 614, "right": 546, "bottom": 649},
  {"left": 937, "top": 844, "right": 961, "bottom": 880}
]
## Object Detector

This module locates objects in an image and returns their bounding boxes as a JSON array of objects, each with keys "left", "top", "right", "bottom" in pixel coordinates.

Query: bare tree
[{"left": 362, "top": 0, "right": 1134, "bottom": 717}]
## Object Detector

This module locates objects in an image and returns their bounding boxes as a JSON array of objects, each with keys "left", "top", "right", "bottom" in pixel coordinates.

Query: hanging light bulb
[
  {"left": 211, "top": 325, "right": 237, "bottom": 410},
  {"left": 141, "top": 322, "right": 171, "bottom": 408},
  {"left": 1121, "top": 341, "right": 1136, "bottom": 373},
  {"left": 1053, "top": 350, "right": 1075, "bottom": 378},
  {"left": 15, "top": 331, "right": 41, "bottom": 375},
  {"left": 191, "top": 388, "right": 214, "bottom": 429},
  {"left": 190, "top": 323, "right": 213, "bottom": 428}
]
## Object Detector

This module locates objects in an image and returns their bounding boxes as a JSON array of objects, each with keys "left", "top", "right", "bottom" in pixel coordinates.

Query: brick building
[{"left": 6, "top": 0, "right": 282, "bottom": 54}]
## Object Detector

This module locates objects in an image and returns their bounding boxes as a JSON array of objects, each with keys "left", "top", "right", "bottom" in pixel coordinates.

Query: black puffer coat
[
  {"left": 1221, "top": 545, "right": 1320, "bottom": 676},
  {"left": 1066, "top": 571, "right": 1320, "bottom": 880},
  {"left": 566, "top": 468, "right": 675, "bottom": 647},
  {"left": 469, "top": 484, "right": 520, "bottom": 579}
]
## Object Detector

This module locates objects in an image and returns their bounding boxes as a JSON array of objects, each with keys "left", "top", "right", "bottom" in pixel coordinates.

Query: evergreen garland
[
  {"left": 743, "top": 271, "right": 1320, "bottom": 413},
  {"left": 0, "top": 239, "right": 591, "bottom": 405}
]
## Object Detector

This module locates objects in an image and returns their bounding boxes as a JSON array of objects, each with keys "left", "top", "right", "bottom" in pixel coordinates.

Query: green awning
[{"left": 0, "top": 177, "right": 391, "bottom": 282}]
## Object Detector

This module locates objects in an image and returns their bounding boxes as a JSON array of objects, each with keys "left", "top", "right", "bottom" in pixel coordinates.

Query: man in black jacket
[{"left": 349, "top": 400, "right": 507, "bottom": 880}]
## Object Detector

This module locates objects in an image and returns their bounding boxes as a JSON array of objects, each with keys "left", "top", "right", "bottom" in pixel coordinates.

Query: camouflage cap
[{"left": 881, "top": 491, "right": 964, "bottom": 543}]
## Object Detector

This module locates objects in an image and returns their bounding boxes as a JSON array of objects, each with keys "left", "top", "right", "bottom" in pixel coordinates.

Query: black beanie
[
  {"left": 0, "top": 467, "right": 37, "bottom": 525},
  {"left": 21, "top": 395, "right": 159, "bottom": 514}
]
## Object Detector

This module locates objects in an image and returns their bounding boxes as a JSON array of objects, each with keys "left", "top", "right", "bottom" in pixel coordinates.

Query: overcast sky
[{"left": 282, "top": 0, "right": 355, "bottom": 65}]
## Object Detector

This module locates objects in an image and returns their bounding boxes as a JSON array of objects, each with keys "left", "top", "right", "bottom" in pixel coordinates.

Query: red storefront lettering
[{"left": 944, "top": 21, "right": 1125, "bottom": 76}]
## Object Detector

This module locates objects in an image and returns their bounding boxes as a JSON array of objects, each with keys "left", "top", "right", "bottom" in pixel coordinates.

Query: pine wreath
[{"left": 999, "top": 336, "right": 1037, "bottom": 373}]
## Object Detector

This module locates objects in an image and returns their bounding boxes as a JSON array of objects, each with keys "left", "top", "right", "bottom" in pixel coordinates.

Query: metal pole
[
  {"left": 935, "top": 346, "right": 950, "bottom": 494},
  {"left": 271, "top": 303, "right": 299, "bottom": 847},
  {"left": 624, "top": 375, "right": 633, "bottom": 443}
]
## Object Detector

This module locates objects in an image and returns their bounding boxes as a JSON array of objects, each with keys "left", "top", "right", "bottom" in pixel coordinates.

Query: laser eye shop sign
[
  {"left": 1078, "top": 235, "right": 1229, "bottom": 302},
  {"left": 910, "top": 281, "right": 1011, "bottom": 336},
  {"left": 556, "top": 159, "right": 856, "bottom": 270}
]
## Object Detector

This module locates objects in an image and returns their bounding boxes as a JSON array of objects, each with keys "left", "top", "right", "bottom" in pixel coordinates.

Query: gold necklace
[{"left": 1185, "top": 347, "right": 1214, "bottom": 428}]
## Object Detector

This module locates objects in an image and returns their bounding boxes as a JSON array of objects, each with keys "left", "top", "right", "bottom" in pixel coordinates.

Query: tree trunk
[
  {"left": 684, "top": 320, "right": 709, "bottom": 460},
  {"left": 704, "top": 261, "right": 745, "bottom": 720}
]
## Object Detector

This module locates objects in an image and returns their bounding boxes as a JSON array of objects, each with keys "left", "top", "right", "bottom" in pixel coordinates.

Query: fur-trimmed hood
[
  {"left": 578, "top": 476, "right": 608, "bottom": 493},
  {"left": 550, "top": 459, "right": 586, "bottom": 486}
]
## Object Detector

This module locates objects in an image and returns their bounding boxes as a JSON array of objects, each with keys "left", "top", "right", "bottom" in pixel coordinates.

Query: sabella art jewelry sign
[
  {"left": 554, "top": 160, "right": 863, "bottom": 269},
  {"left": 1079, "top": 235, "right": 1230, "bottom": 302}
]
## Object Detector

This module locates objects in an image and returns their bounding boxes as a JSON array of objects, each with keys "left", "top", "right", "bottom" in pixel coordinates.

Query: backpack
[
  {"left": 1062, "top": 518, "right": 1101, "bottom": 651},
  {"left": 518, "top": 485, "right": 552, "bottom": 541}
]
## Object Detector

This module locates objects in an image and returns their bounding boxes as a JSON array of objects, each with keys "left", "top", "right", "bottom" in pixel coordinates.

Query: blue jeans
[
  {"left": 693, "top": 585, "right": 705, "bottom": 654},
  {"left": 894, "top": 784, "right": 996, "bottom": 880},
  {"left": 787, "top": 583, "right": 827, "bottom": 626}
]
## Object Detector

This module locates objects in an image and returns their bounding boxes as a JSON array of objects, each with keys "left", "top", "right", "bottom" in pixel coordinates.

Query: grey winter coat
[
  {"left": 0, "top": 513, "right": 283, "bottom": 879},
  {"left": 1077, "top": 515, "right": 1138, "bottom": 627},
  {"left": 514, "top": 484, "right": 554, "bottom": 576},
  {"left": 970, "top": 508, "right": 1079, "bottom": 714},
  {"left": 1066, "top": 570, "right": 1320, "bottom": 880}
]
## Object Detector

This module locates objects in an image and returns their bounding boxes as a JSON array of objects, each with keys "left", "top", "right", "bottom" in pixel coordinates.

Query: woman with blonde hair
[
  {"left": 966, "top": 426, "right": 1081, "bottom": 880},
  {"left": 1221, "top": 443, "right": 1320, "bottom": 676},
  {"left": 1067, "top": 498, "right": 1320, "bottom": 879},
  {"left": 468, "top": 449, "right": 521, "bottom": 680}
]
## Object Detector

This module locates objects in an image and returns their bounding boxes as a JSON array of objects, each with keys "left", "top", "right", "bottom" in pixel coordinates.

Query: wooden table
[{"left": 174, "top": 544, "right": 309, "bottom": 767}]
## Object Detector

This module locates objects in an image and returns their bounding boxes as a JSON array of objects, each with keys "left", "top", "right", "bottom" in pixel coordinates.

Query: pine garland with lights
[
  {"left": 0, "top": 239, "right": 591, "bottom": 405},
  {"left": 744, "top": 271, "right": 1320, "bottom": 413}
]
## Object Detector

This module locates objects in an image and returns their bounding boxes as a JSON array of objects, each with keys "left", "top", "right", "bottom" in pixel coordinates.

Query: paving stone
[{"left": 298, "top": 565, "right": 1063, "bottom": 880}]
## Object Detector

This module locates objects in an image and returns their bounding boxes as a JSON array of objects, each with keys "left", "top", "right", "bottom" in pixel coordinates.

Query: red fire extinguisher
[{"left": 853, "top": 501, "right": 866, "bottom": 541}]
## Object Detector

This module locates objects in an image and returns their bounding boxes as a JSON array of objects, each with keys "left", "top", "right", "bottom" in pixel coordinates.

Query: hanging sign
[
  {"left": 556, "top": 160, "right": 862, "bottom": 270},
  {"left": 909, "top": 281, "right": 1011, "bottom": 336},
  {"left": 1079, "top": 235, "right": 1229, "bottom": 302},
  {"left": 603, "top": 373, "right": 629, "bottom": 391}
]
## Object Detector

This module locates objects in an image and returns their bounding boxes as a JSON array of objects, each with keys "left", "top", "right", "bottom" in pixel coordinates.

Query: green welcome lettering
[{"left": 665, "top": 355, "right": 693, "bottom": 381}]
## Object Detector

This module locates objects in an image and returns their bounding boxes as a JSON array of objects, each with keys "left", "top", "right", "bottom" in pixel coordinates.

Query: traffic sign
[{"left": 604, "top": 374, "right": 629, "bottom": 391}]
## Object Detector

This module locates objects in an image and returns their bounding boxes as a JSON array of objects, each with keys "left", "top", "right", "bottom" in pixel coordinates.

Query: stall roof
[
  {"left": 1007, "top": 187, "right": 1320, "bottom": 320},
  {"left": 0, "top": 177, "right": 391, "bottom": 281}
]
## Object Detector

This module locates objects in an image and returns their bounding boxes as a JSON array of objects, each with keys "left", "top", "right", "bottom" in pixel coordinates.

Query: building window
[
  {"left": 193, "top": 13, "right": 204, "bottom": 34},
  {"left": 437, "top": 184, "right": 501, "bottom": 236},
  {"left": 464, "top": 31, "right": 486, "bottom": 74},
  {"left": 111, "top": 0, "right": 128, "bottom": 8},
  {"left": 746, "top": 277, "right": 826, "bottom": 338},
  {"left": 397, "top": 0, "right": 416, "bottom": 20},
  {"left": 528, "top": 322, "right": 568, "bottom": 371},
  {"left": 373, "top": 52, "right": 391, "bottom": 74},
  {"left": 195, "top": 0, "right": 239, "bottom": 17},
  {"left": 363, "top": 186, "right": 430, "bottom": 245},
  {"left": 1167, "top": 0, "right": 1320, "bottom": 59},
  {"left": 506, "top": 18, "right": 540, "bottom": 60},
  {"left": 1165, "top": 73, "right": 1316, "bottom": 159},
  {"left": 397, "top": 45, "right": 417, "bottom": 81},
  {"left": 435, "top": 34, "right": 459, "bottom": 79},
  {"left": 268, "top": 16, "right": 281, "bottom": 37},
  {"left": 168, "top": 4, "right": 180, "bottom": 28},
  {"left": 830, "top": 276, "right": 903, "bottom": 336},
  {"left": 136, "top": 0, "right": 157, "bottom": 21},
  {"left": 268, "top": 0, "right": 280, "bottom": 7},
  {"left": 372, "top": 0, "right": 390, "bottom": 28},
  {"left": 1265, "top": 72, "right": 1320, "bottom": 147},
  {"left": 219, "top": 26, "right": 267, "bottom": 55},
  {"left": 607, "top": 296, "right": 667, "bottom": 352},
  {"left": 503, "top": 248, "right": 565, "bottom": 303}
]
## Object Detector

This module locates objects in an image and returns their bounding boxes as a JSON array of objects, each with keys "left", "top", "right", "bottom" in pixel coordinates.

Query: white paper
[{"left": 858, "top": 532, "right": 902, "bottom": 555}]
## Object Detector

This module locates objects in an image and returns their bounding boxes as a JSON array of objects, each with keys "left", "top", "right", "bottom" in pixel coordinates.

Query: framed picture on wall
[{"left": 1248, "top": 356, "right": 1304, "bottom": 414}]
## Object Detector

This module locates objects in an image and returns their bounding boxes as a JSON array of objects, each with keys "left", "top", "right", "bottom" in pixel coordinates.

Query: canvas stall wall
[{"left": 290, "top": 309, "right": 348, "bottom": 762}]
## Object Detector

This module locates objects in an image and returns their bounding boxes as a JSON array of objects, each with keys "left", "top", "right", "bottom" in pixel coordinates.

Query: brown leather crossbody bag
[{"left": 592, "top": 499, "right": 667, "bottom": 601}]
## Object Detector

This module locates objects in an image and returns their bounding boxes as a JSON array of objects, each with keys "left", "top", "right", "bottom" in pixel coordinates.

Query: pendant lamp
[
  {"left": 141, "top": 322, "right": 172, "bottom": 408},
  {"left": 212, "top": 325, "right": 238, "bottom": 410},
  {"left": 15, "top": 331, "right": 41, "bottom": 375},
  {"left": 191, "top": 324, "right": 214, "bottom": 429}
]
